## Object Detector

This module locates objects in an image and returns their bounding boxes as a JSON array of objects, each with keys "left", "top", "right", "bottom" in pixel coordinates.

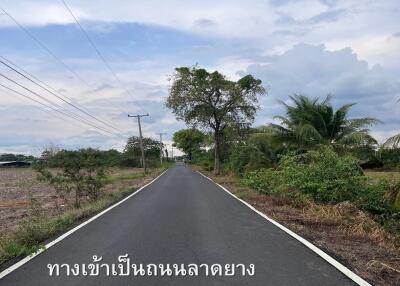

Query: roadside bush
[
  {"left": 35, "top": 149, "right": 106, "bottom": 207},
  {"left": 243, "top": 146, "right": 397, "bottom": 215},
  {"left": 227, "top": 145, "right": 272, "bottom": 176},
  {"left": 245, "top": 147, "right": 365, "bottom": 202},
  {"left": 379, "top": 148, "right": 400, "bottom": 169},
  {"left": 357, "top": 180, "right": 395, "bottom": 214},
  {"left": 243, "top": 168, "right": 284, "bottom": 194},
  {"left": 280, "top": 147, "right": 365, "bottom": 203}
]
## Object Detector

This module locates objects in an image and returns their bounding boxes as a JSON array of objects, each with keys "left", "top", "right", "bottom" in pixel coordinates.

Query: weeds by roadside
[
  {"left": 0, "top": 186, "right": 136, "bottom": 264},
  {"left": 0, "top": 165, "right": 170, "bottom": 267},
  {"left": 192, "top": 165, "right": 400, "bottom": 286}
]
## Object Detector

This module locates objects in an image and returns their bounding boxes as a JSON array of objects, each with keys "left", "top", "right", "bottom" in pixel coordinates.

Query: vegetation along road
[{"left": 0, "top": 163, "right": 364, "bottom": 285}]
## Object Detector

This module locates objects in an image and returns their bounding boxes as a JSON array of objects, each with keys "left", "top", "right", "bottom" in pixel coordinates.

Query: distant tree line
[
  {"left": 34, "top": 136, "right": 169, "bottom": 208},
  {"left": 0, "top": 153, "right": 35, "bottom": 162},
  {"left": 39, "top": 136, "right": 167, "bottom": 169}
]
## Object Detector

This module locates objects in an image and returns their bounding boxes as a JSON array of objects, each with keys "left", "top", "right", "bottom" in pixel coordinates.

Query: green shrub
[
  {"left": 227, "top": 145, "right": 272, "bottom": 176},
  {"left": 245, "top": 147, "right": 365, "bottom": 202},
  {"left": 355, "top": 180, "right": 396, "bottom": 214},
  {"left": 243, "top": 168, "right": 283, "bottom": 194},
  {"left": 379, "top": 148, "right": 400, "bottom": 169},
  {"left": 279, "top": 147, "right": 365, "bottom": 203},
  {"left": 243, "top": 146, "right": 398, "bottom": 216}
]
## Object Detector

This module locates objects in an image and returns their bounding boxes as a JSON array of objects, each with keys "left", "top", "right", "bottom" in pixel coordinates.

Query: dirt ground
[
  {"left": 196, "top": 169, "right": 400, "bottom": 286},
  {"left": 0, "top": 167, "right": 158, "bottom": 235}
]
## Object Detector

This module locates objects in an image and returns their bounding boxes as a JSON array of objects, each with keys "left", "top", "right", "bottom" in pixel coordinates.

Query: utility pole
[
  {"left": 156, "top": 132, "right": 167, "bottom": 164},
  {"left": 128, "top": 113, "right": 149, "bottom": 172}
]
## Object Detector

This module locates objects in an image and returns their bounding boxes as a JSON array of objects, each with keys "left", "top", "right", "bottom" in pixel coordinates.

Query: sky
[{"left": 0, "top": 0, "right": 399, "bottom": 155}]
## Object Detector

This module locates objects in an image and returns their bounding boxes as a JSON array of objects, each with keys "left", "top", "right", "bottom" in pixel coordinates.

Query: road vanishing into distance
[{"left": 0, "top": 163, "right": 357, "bottom": 286}]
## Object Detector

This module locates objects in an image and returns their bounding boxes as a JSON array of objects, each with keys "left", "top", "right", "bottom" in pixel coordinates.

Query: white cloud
[
  {"left": 244, "top": 43, "right": 400, "bottom": 142},
  {"left": 0, "top": 0, "right": 399, "bottom": 153}
]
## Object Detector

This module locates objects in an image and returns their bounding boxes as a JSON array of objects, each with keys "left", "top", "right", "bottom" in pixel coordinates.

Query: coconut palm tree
[
  {"left": 267, "top": 95, "right": 380, "bottom": 149},
  {"left": 383, "top": 134, "right": 400, "bottom": 149},
  {"left": 382, "top": 99, "right": 400, "bottom": 149}
]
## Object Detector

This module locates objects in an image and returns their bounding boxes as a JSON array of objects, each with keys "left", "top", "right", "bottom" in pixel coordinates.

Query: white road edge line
[
  {"left": 0, "top": 168, "right": 169, "bottom": 279},
  {"left": 196, "top": 170, "right": 371, "bottom": 286}
]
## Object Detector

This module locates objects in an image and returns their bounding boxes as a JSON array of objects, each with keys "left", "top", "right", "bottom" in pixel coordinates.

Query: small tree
[
  {"left": 173, "top": 129, "right": 206, "bottom": 160},
  {"left": 36, "top": 149, "right": 106, "bottom": 207},
  {"left": 166, "top": 66, "right": 266, "bottom": 174},
  {"left": 123, "top": 136, "right": 163, "bottom": 167}
]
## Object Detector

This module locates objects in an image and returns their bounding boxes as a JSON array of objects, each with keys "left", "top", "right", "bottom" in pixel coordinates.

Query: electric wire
[
  {"left": 0, "top": 7, "right": 92, "bottom": 88},
  {"left": 0, "top": 57, "right": 125, "bottom": 134},
  {"left": 61, "top": 0, "right": 140, "bottom": 105},
  {"left": 0, "top": 72, "right": 126, "bottom": 138},
  {"left": 0, "top": 82, "right": 124, "bottom": 137}
]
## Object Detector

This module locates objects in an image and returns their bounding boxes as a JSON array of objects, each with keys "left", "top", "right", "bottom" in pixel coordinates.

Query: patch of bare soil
[
  {"left": 199, "top": 169, "right": 400, "bottom": 286},
  {"left": 0, "top": 167, "right": 160, "bottom": 236},
  {"left": 0, "top": 168, "right": 56, "bottom": 234}
]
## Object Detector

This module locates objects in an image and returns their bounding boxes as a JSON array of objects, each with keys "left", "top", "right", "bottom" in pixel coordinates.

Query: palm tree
[
  {"left": 268, "top": 95, "right": 380, "bottom": 149},
  {"left": 383, "top": 134, "right": 400, "bottom": 149},
  {"left": 382, "top": 99, "right": 400, "bottom": 149}
]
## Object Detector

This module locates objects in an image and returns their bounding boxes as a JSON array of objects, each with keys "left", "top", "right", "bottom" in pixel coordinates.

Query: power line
[
  {"left": 0, "top": 57, "right": 125, "bottom": 134},
  {"left": 61, "top": 0, "right": 139, "bottom": 103},
  {"left": 0, "top": 82, "right": 124, "bottom": 138},
  {"left": 0, "top": 82, "right": 84, "bottom": 129},
  {"left": 0, "top": 72, "right": 126, "bottom": 138},
  {"left": 0, "top": 7, "right": 92, "bottom": 88}
]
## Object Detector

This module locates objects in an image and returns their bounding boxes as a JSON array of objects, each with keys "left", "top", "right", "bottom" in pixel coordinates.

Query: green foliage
[
  {"left": 123, "top": 136, "right": 162, "bottom": 167},
  {"left": 40, "top": 148, "right": 124, "bottom": 168},
  {"left": 383, "top": 133, "right": 400, "bottom": 149},
  {"left": 0, "top": 153, "right": 34, "bottom": 162},
  {"left": 243, "top": 168, "right": 285, "bottom": 194},
  {"left": 357, "top": 180, "right": 398, "bottom": 214},
  {"left": 279, "top": 147, "right": 365, "bottom": 203},
  {"left": 172, "top": 128, "right": 206, "bottom": 160},
  {"left": 243, "top": 147, "right": 397, "bottom": 215},
  {"left": 166, "top": 66, "right": 266, "bottom": 174},
  {"left": 227, "top": 145, "right": 272, "bottom": 176},
  {"left": 267, "top": 95, "right": 379, "bottom": 150},
  {"left": 378, "top": 148, "right": 400, "bottom": 169},
  {"left": 35, "top": 149, "right": 106, "bottom": 207}
]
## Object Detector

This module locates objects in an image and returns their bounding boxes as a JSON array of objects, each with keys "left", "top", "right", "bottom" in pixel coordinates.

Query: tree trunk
[{"left": 213, "top": 131, "right": 221, "bottom": 175}]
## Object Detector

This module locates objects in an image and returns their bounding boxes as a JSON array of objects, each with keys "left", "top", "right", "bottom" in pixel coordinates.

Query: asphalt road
[{"left": 0, "top": 163, "right": 356, "bottom": 286}]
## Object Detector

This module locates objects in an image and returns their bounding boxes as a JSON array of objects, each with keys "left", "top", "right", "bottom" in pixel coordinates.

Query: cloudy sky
[{"left": 0, "top": 0, "right": 399, "bottom": 155}]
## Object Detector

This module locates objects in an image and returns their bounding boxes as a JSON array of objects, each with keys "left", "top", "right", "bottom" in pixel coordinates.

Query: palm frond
[
  {"left": 296, "top": 123, "right": 323, "bottom": 143},
  {"left": 321, "top": 94, "right": 332, "bottom": 105},
  {"left": 347, "top": 117, "right": 382, "bottom": 129},
  {"left": 338, "top": 131, "right": 377, "bottom": 146},
  {"left": 382, "top": 133, "right": 400, "bottom": 149}
]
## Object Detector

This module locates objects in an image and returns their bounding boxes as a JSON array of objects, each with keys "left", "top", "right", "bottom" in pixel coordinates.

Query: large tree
[
  {"left": 123, "top": 136, "right": 162, "bottom": 167},
  {"left": 172, "top": 129, "right": 206, "bottom": 160},
  {"left": 268, "top": 95, "right": 379, "bottom": 149},
  {"left": 166, "top": 66, "right": 266, "bottom": 174}
]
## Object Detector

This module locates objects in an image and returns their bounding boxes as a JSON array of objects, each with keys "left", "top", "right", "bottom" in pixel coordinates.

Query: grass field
[{"left": 365, "top": 170, "right": 400, "bottom": 181}]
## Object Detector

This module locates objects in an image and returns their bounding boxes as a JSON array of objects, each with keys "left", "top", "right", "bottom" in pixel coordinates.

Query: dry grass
[
  {"left": 365, "top": 170, "right": 400, "bottom": 181},
  {"left": 0, "top": 167, "right": 151, "bottom": 235},
  {"left": 193, "top": 167, "right": 400, "bottom": 286},
  {"left": 0, "top": 166, "right": 164, "bottom": 266}
]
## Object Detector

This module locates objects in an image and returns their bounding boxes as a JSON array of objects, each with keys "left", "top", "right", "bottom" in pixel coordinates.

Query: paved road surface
[{"left": 0, "top": 163, "right": 356, "bottom": 285}]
